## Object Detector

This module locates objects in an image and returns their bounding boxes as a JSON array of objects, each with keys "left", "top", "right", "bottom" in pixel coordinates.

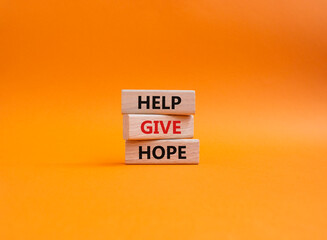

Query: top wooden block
[{"left": 121, "top": 90, "right": 195, "bottom": 115}]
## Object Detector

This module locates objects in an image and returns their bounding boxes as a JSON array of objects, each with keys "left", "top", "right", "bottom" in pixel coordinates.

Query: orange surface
[{"left": 1, "top": 0, "right": 327, "bottom": 239}]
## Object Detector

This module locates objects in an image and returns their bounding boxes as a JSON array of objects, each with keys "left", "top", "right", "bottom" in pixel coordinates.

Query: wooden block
[
  {"left": 125, "top": 139, "right": 199, "bottom": 164},
  {"left": 121, "top": 90, "right": 195, "bottom": 115},
  {"left": 123, "top": 114, "right": 194, "bottom": 140}
]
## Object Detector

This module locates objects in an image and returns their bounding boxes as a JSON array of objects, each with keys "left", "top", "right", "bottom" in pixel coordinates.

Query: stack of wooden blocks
[{"left": 122, "top": 90, "right": 199, "bottom": 164}]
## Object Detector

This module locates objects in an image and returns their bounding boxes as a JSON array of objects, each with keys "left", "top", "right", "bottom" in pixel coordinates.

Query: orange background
[{"left": 1, "top": 0, "right": 327, "bottom": 239}]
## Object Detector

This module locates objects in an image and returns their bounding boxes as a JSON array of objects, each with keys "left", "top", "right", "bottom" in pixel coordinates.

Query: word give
[{"left": 140, "top": 120, "right": 181, "bottom": 134}]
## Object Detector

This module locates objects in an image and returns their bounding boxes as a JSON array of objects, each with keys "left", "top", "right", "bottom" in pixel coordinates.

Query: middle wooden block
[{"left": 123, "top": 114, "right": 194, "bottom": 140}]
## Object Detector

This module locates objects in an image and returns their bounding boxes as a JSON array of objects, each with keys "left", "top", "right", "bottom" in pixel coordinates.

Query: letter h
[
  {"left": 138, "top": 96, "right": 150, "bottom": 109},
  {"left": 139, "top": 146, "right": 151, "bottom": 159}
]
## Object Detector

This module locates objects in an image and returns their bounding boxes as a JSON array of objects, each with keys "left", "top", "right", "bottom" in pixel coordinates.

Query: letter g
[{"left": 141, "top": 121, "right": 152, "bottom": 134}]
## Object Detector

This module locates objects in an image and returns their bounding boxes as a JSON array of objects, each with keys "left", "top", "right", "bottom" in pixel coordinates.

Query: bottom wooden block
[{"left": 125, "top": 139, "right": 199, "bottom": 165}]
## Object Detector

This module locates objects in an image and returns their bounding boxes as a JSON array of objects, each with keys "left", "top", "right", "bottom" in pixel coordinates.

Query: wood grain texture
[
  {"left": 121, "top": 90, "right": 195, "bottom": 115},
  {"left": 125, "top": 139, "right": 199, "bottom": 165},
  {"left": 123, "top": 114, "right": 194, "bottom": 140}
]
